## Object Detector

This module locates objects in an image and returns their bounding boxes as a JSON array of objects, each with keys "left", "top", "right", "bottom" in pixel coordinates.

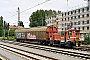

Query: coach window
[
  {"left": 61, "top": 32, "right": 65, "bottom": 36},
  {"left": 68, "top": 31, "right": 72, "bottom": 36},
  {"left": 21, "top": 33, "right": 25, "bottom": 38}
]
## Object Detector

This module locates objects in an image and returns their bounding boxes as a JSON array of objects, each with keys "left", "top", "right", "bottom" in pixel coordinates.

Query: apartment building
[
  {"left": 45, "top": 14, "right": 59, "bottom": 26},
  {"left": 45, "top": 6, "right": 90, "bottom": 35},
  {"left": 59, "top": 6, "right": 90, "bottom": 34}
]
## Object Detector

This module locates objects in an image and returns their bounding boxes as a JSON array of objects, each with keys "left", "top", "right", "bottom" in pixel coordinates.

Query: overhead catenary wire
[
  {"left": 9, "top": 0, "right": 50, "bottom": 18},
  {"left": 4, "top": 0, "right": 22, "bottom": 20},
  {"left": 7, "top": 0, "right": 22, "bottom": 14}
]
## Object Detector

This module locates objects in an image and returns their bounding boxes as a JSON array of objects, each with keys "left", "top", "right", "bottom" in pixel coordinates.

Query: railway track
[
  {"left": 0, "top": 40, "right": 90, "bottom": 60},
  {"left": 0, "top": 54, "right": 10, "bottom": 60},
  {"left": 2, "top": 40, "right": 90, "bottom": 52},
  {"left": 0, "top": 44, "right": 58, "bottom": 60},
  {"left": 80, "top": 46, "right": 90, "bottom": 51}
]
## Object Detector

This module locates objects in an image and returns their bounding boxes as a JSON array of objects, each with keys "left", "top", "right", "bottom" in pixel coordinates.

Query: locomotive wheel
[
  {"left": 38, "top": 41, "right": 41, "bottom": 44},
  {"left": 49, "top": 41, "right": 53, "bottom": 46}
]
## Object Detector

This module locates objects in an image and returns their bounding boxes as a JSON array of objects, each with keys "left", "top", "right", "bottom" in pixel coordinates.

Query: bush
[
  {"left": 7, "top": 36, "right": 15, "bottom": 40},
  {"left": 83, "top": 34, "right": 90, "bottom": 45}
]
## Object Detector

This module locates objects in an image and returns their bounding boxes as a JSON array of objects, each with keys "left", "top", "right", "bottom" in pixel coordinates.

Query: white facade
[
  {"left": 59, "top": 6, "right": 90, "bottom": 34},
  {"left": 45, "top": 6, "right": 90, "bottom": 34},
  {"left": 45, "top": 14, "right": 59, "bottom": 26}
]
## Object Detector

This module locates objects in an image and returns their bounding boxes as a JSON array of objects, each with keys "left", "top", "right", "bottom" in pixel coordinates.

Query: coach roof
[{"left": 15, "top": 26, "right": 47, "bottom": 32}]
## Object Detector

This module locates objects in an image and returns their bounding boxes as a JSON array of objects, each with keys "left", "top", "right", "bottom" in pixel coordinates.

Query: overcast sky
[{"left": 0, "top": 0, "right": 87, "bottom": 28}]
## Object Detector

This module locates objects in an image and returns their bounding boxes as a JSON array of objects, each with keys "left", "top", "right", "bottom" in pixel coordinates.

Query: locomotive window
[
  {"left": 76, "top": 32, "right": 79, "bottom": 35},
  {"left": 61, "top": 32, "right": 65, "bottom": 36},
  {"left": 68, "top": 31, "right": 72, "bottom": 36}
]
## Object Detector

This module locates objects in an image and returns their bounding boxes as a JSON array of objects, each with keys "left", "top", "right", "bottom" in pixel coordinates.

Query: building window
[
  {"left": 52, "top": 16, "right": 55, "bottom": 18},
  {"left": 68, "top": 17, "right": 69, "bottom": 20},
  {"left": 62, "top": 18, "right": 63, "bottom": 21},
  {"left": 71, "top": 22, "right": 73, "bottom": 26},
  {"left": 82, "top": 27, "right": 84, "bottom": 30},
  {"left": 54, "top": 20, "right": 56, "bottom": 22},
  {"left": 71, "top": 17, "right": 73, "bottom": 20},
  {"left": 74, "top": 16, "right": 76, "bottom": 19},
  {"left": 86, "top": 14, "right": 89, "bottom": 17},
  {"left": 74, "top": 28, "right": 76, "bottom": 30},
  {"left": 65, "top": 23, "right": 66, "bottom": 26},
  {"left": 82, "top": 8, "right": 84, "bottom": 12},
  {"left": 78, "top": 27, "right": 80, "bottom": 30},
  {"left": 47, "top": 21, "right": 49, "bottom": 24},
  {"left": 82, "top": 21, "right": 84, "bottom": 25},
  {"left": 71, "top": 11, "right": 73, "bottom": 14},
  {"left": 65, "top": 18, "right": 66, "bottom": 21},
  {"left": 87, "top": 7, "right": 89, "bottom": 11},
  {"left": 65, "top": 13, "right": 66, "bottom": 16},
  {"left": 57, "top": 22, "right": 58, "bottom": 25},
  {"left": 62, "top": 13, "right": 63, "bottom": 16},
  {"left": 87, "top": 20, "right": 89, "bottom": 24},
  {"left": 78, "top": 21, "right": 80, "bottom": 25},
  {"left": 82, "top": 15, "right": 84, "bottom": 18},
  {"left": 68, "top": 12, "right": 69, "bottom": 15},
  {"left": 62, "top": 23, "right": 64, "bottom": 27},
  {"left": 87, "top": 26, "right": 89, "bottom": 30},
  {"left": 74, "top": 10, "right": 76, "bottom": 13},
  {"left": 74, "top": 22, "right": 77, "bottom": 25},
  {"left": 78, "top": 9, "right": 80, "bottom": 13},
  {"left": 78, "top": 15, "right": 80, "bottom": 19}
]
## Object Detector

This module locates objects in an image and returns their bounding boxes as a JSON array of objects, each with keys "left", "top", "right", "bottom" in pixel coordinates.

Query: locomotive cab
[
  {"left": 60, "top": 29, "right": 80, "bottom": 47},
  {"left": 68, "top": 30, "right": 80, "bottom": 40}
]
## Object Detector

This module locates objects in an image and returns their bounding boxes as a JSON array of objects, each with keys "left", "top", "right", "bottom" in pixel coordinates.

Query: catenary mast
[{"left": 18, "top": 7, "right": 20, "bottom": 26}]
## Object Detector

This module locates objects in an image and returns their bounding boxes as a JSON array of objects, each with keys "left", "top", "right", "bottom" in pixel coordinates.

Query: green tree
[
  {"left": 0, "top": 16, "right": 3, "bottom": 37},
  {"left": 83, "top": 34, "right": 90, "bottom": 45},
  {"left": 9, "top": 28, "right": 16, "bottom": 36},
  {"left": 29, "top": 9, "right": 61, "bottom": 27},
  {"left": 3, "top": 21, "right": 9, "bottom": 30},
  {"left": 18, "top": 21, "right": 24, "bottom": 27}
]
